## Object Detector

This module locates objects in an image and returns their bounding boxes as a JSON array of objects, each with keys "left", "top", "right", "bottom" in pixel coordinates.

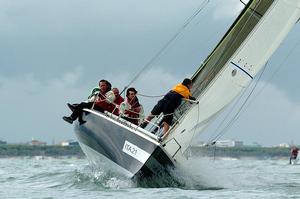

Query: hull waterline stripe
[{"left": 230, "top": 61, "right": 253, "bottom": 79}]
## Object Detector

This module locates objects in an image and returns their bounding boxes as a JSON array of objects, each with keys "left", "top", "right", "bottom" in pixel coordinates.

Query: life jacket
[
  {"left": 111, "top": 95, "right": 124, "bottom": 115},
  {"left": 114, "top": 95, "right": 125, "bottom": 106},
  {"left": 171, "top": 83, "right": 192, "bottom": 99},
  {"left": 292, "top": 148, "right": 299, "bottom": 156},
  {"left": 122, "top": 97, "right": 142, "bottom": 125},
  {"left": 94, "top": 91, "right": 113, "bottom": 112}
]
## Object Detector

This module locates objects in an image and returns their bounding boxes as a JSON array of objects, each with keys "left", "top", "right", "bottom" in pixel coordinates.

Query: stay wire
[
  {"left": 137, "top": 93, "right": 165, "bottom": 98},
  {"left": 208, "top": 61, "right": 269, "bottom": 144},
  {"left": 120, "top": 0, "right": 210, "bottom": 95}
]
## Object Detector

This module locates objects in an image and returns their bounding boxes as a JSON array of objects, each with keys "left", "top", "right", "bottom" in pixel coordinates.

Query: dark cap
[
  {"left": 182, "top": 78, "right": 192, "bottom": 87},
  {"left": 126, "top": 87, "right": 137, "bottom": 96},
  {"left": 99, "top": 79, "right": 112, "bottom": 91}
]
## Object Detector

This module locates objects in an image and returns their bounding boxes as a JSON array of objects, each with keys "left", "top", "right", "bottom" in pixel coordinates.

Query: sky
[{"left": 1, "top": 0, "right": 300, "bottom": 146}]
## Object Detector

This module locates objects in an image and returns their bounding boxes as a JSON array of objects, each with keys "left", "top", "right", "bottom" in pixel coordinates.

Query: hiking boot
[
  {"left": 158, "top": 137, "right": 162, "bottom": 142},
  {"left": 139, "top": 122, "right": 147, "bottom": 129},
  {"left": 63, "top": 116, "right": 74, "bottom": 124},
  {"left": 79, "top": 120, "right": 86, "bottom": 125}
]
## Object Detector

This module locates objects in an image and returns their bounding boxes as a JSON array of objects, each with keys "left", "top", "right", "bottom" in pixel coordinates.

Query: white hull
[
  {"left": 79, "top": 141, "right": 134, "bottom": 177},
  {"left": 74, "top": 110, "right": 176, "bottom": 179}
]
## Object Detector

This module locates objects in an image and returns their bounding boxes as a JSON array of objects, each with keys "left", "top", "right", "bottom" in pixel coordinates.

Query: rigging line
[
  {"left": 239, "top": 0, "right": 247, "bottom": 6},
  {"left": 120, "top": 0, "right": 210, "bottom": 95},
  {"left": 207, "top": 61, "right": 268, "bottom": 143},
  {"left": 137, "top": 93, "right": 165, "bottom": 98},
  {"left": 209, "top": 61, "right": 268, "bottom": 143},
  {"left": 240, "top": 0, "right": 263, "bottom": 17},
  {"left": 138, "top": 88, "right": 198, "bottom": 98},
  {"left": 207, "top": 77, "right": 256, "bottom": 142}
]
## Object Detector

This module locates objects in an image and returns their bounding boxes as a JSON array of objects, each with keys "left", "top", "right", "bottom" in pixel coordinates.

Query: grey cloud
[{"left": 1, "top": 0, "right": 300, "bottom": 145}]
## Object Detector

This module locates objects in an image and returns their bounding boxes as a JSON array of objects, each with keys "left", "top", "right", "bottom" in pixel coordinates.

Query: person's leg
[
  {"left": 67, "top": 103, "right": 78, "bottom": 111},
  {"left": 145, "top": 115, "right": 155, "bottom": 123},
  {"left": 140, "top": 101, "right": 163, "bottom": 128},
  {"left": 63, "top": 102, "right": 91, "bottom": 124},
  {"left": 140, "top": 114, "right": 155, "bottom": 128},
  {"left": 77, "top": 102, "right": 93, "bottom": 124},
  {"left": 160, "top": 111, "right": 173, "bottom": 140},
  {"left": 70, "top": 102, "right": 88, "bottom": 120},
  {"left": 162, "top": 122, "right": 170, "bottom": 134}
]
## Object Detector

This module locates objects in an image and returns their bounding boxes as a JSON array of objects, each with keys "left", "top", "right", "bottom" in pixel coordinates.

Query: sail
[
  {"left": 165, "top": 0, "right": 300, "bottom": 156},
  {"left": 191, "top": 0, "right": 273, "bottom": 98}
]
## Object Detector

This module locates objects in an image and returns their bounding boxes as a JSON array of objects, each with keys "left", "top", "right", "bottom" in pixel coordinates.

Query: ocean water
[{"left": 0, "top": 157, "right": 299, "bottom": 199}]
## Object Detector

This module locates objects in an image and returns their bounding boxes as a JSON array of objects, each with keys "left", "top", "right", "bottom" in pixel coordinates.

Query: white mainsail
[{"left": 164, "top": 0, "right": 300, "bottom": 159}]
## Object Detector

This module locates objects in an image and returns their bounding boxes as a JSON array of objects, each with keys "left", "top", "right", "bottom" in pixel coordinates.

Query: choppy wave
[
  {"left": 15, "top": 157, "right": 224, "bottom": 190},
  {"left": 1, "top": 157, "right": 300, "bottom": 199},
  {"left": 60, "top": 157, "right": 225, "bottom": 190}
]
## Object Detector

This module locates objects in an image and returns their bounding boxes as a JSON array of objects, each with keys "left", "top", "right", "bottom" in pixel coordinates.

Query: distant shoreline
[
  {"left": 0, "top": 144, "right": 293, "bottom": 159},
  {"left": 0, "top": 144, "right": 84, "bottom": 158},
  {"left": 190, "top": 146, "right": 291, "bottom": 159}
]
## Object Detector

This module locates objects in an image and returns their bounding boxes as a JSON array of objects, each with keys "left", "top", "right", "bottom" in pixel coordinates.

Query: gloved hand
[{"left": 189, "top": 96, "right": 196, "bottom": 101}]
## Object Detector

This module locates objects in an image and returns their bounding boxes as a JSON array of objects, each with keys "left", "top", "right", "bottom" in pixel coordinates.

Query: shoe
[
  {"left": 63, "top": 116, "right": 74, "bottom": 124},
  {"left": 79, "top": 120, "right": 86, "bottom": 125},
  {"left": 139, "top": 122, "right": 147, "bottom": 129},
  {"left": 67, "top": 103, "right": 76, "bottom": 111},
  {"left": 151, "top": 127, "right": 159, "bottom": 134}
]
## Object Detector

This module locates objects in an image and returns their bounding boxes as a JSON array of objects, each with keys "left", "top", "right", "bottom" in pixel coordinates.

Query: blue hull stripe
[{"left": 230, "top": 61, "right": 253, "bottom": 79}]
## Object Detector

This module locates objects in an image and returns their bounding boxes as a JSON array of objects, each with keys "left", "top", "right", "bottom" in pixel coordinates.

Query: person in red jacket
[
  {"left": 93, "top": 80, "right": 114, "bottom": 112},
  {"left": 290, "top": 147, "right": 299, "bottom": 164},
  {"left": 63, "top": 79, "right": 112, "bottom": 125},
  {"left": 109, "top": 87, "right": 124, "bottom": 116},
  {"left": 121, "top": 87, "right": 142, "bottom": 125}
]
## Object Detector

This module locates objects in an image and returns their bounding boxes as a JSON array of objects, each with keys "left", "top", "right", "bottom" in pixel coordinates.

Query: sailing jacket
[
  {"left": 162, "top": 83, "right": 195, "bottom": 111},
  {"left": 94, "top": 91, "right": 112, "bottom": 112},
  {"left": 124, "top": 97, "right": 142, "bottom": 125},
  {"left": 111, "top": 95, "right": 124, "bottom": 116},
  {"left": 171, "top": 83, "right": 192, "bottom": 99}
]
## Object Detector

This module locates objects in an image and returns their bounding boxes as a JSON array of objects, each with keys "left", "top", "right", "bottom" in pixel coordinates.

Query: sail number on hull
[{"left": 122, "top": 140, "right": 151, "bottom": 164}]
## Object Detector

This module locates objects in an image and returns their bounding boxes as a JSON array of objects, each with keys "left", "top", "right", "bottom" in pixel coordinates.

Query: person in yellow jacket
[{"left": 140, "top": 78, "right": 196, "bottom": 138}]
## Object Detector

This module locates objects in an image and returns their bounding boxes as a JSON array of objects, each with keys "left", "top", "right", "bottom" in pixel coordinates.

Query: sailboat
[{"left": 72, "top": 0, "right": 300, "bottom": 179}]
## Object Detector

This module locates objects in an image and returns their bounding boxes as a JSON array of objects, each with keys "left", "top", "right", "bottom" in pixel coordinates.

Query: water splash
[
  {"left": 68, "top": 165, "right": 134, "bottom": 190},
  {"left": 68, "top": 157, "right": 229, "bottom": 189}
]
